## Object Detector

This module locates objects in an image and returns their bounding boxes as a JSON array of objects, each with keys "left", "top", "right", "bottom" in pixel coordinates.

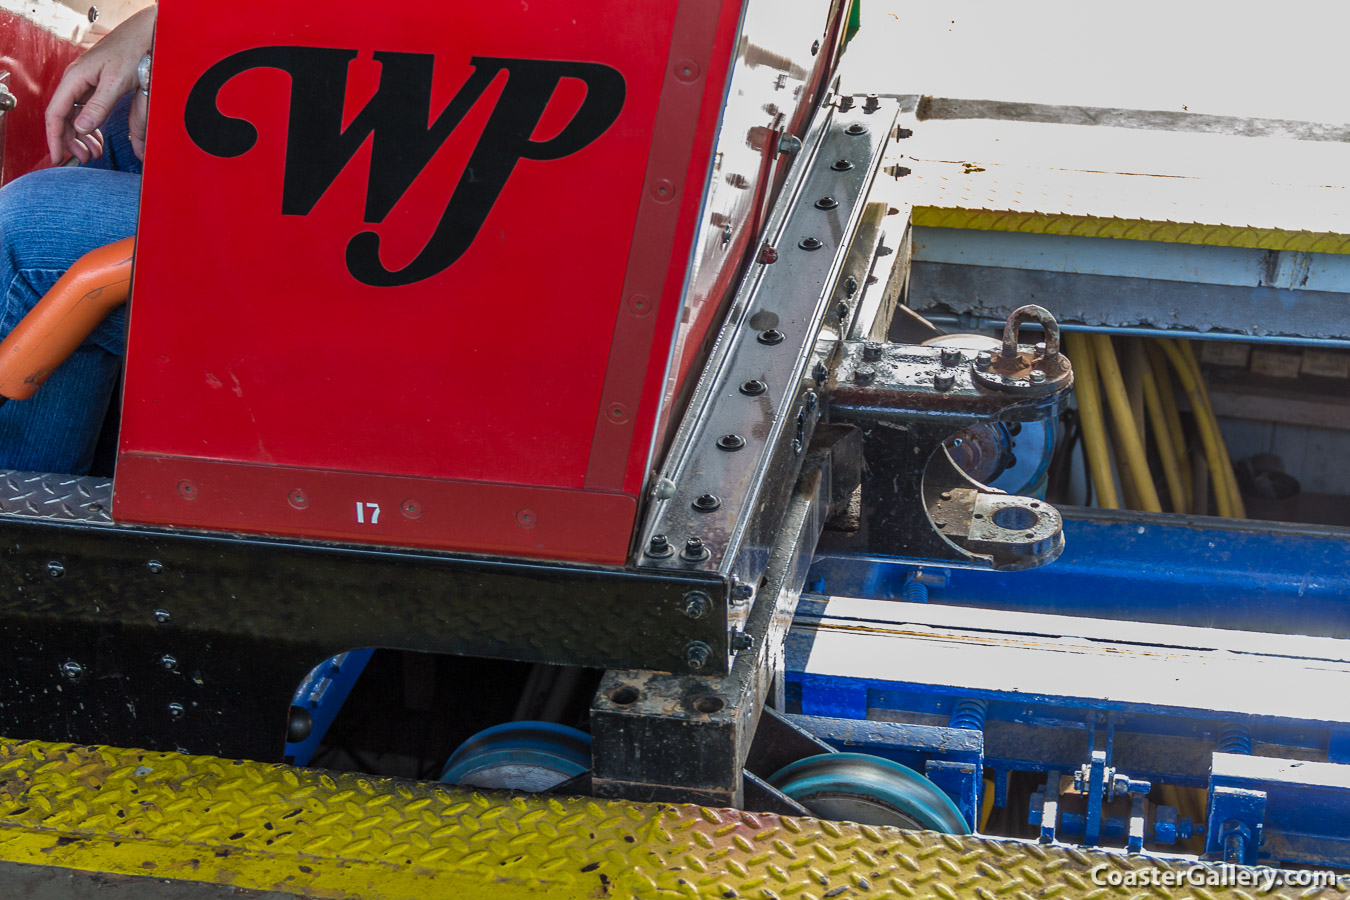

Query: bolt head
[
  {"left": 940, "top": 347, "right": 962, "bottom": 366},
  {"left": 853, "top": 365, "right": 875, "bottom": 384},
  {"left": 976, "top": 350, "right": 994, "bottom": 369},
  {"left": 731, "top": 632, "right": 754, "bottom": 651},
  {"left": 716, "top": 433, "right": 746, "bottom": 451},
  {"left": 681, "top": 537, "right": 710, "bottom": 562},
  {"left": 692, "top": 493, "right": 721, "bottom": 512},
  {"left": 845, "top": 122, "right": 868, "bottom": 135},
  {"left": 161, "top": 654, "right": 178, "bottom": 671},
  {"left": 862, "top": 342, "right": 884, "bottom": 361},
  {"left": 798, "top": 236, "right": 823, "bottom": 251},
  {"left": 683, "top": 591, "right": 711, "bottom": 620},
  {"left": 934, "top": 371, "right": 955, "bottom": 390},
  {"left": 60, "top": 660, "right": 84, "bottom": 682},
  {"left": 684, "top": 641, "right": 712, "bottom": 671},
  {"left": 168, "top": 702, "right": 185, "bottom": 719},
  {"left": 146, "top": 560, "right": 164, "bottom": 574},
  {"left": 153, "top": 608, "right": 172, "bottom": 624},
  {"left": 740, "top": 379, "right": 767, "bottom": 396},
  {"left": 831, "top": 158, "right": 854, "bottom": 171},
  {"left": 1030, "top": 369, "right": 1047, "bottom": 384},
  {"left": 777, "top": 133, "right": 803, "bottom": 155},
  {"left": 47, "top": 561, "right": 64, "bottom": 578},
  {"left": 757, "top": 328, "right": 785, "bottom": 345}
]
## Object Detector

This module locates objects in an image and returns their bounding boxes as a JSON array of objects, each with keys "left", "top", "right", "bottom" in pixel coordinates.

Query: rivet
[
  {"left": 176, "top": 480, "right": 197, "bottom": 500},
  {"left": 845, "top": 122, "right": 868, "bottom": 135},
  {"left": 146, "top": 560, "right": 164, "bottom": 574},
  {"left": 60, "top": 660, "right": 84, "bottom": 682},
  {"left": 692, "top": 493, "right": 722, "bottom": 512},
  {"left": 814, "top": 196, "right": 838, "bottom": 210},
  {"left": 798, "top": 236, "right": 823, "bottom": 250},
  {"left": 160, "top": 654, "right": 178, "bottom": 671},
  {"left": 287, "top": 489, "right": 308, "bottom": 510},
  {"left": 153, "top": 608, "right": 172, "bottom": 624},
  {"left": 716, "top": 434, "right": 746, "bottom": 451},
  {"left": 515, "top": 508, "right": 537, "bottom": 529},
  {"left": 168, "top": 702, "right": 185, "bottom": 719},
  {"left": 740, "top": 379, "right": 767, "bottom": 396},
  {"left": 47, "top": 561, "right": 64, "bottom": 578},
  {"left": 758, "top": 329, "right": 785, "bottom": 345},
  {"left": 830, "top": 159, "right": 854, "bottom": 171}
]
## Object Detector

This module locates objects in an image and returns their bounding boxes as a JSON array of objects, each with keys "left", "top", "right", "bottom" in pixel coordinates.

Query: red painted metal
[
  {"left": 117, "top": 0, "right": 838, "bottom": 563},
  {"left": 0, "top": 10, "right": 83, "bottom": 184}
]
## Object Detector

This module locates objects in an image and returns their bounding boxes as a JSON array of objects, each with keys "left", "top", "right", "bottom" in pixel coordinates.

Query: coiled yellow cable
[
  {"left": 1090, "top": 334, "right": 1162, "bottom": 513},
  {"left": 1064, "top": 332, "right": 1118, "bottom": 509}
]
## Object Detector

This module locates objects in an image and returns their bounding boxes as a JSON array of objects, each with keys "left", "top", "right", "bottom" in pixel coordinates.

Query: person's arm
[{"left": 44, "top": 6, "right": 157, "bottom": 165}]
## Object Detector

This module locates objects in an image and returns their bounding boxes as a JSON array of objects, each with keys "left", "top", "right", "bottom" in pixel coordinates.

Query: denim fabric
[{"left": 0, "top": 93, "right": 141, "bottom": 473}]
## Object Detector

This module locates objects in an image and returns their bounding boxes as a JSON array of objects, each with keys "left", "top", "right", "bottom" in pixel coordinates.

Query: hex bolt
[
  {"left": 60, "top": 660, "right": 84, "bottom": 682},
  {"left": 854, "top": 365, "right": 875, "bottom": 384},
  {"left": 168, "top": 702, "right": 185, "bottom": 719},
  {"left": 834, "top": 301, "right": 850, "bottom": 320},
  {"left": 1030, "top": 369, "right": 1047, "bottom": 384},
  {"left": 814, "top": 196, "right": 839, "bottom": 210},
  {"left": 863, "top": 93, "right": 880, "bottom": 112},
  {"left": 683, "top": 591, "right": 712, "bottom": 620},
  {"left": 811, "top": 39, "right": 821, "bottom": 56},
  {"left": 681, "top": 537, "right": 710, "bottom": 562},
  {"left": 731, "top": 632, "right": 754, "bottom": 651},
  {"left": 844, "top": 275, "right": 858, "bottom": 296},
  {"left": 758, "top": 328, "right": 785, "bottom": 345},
  {"left": 153, "top": 608, "right": 172, "bottom": 624},
  {"left": 940, "top": 347, "right": 962, "bottom": 366},
  {"left": 976, "top": 350, "right": 994, "bottom": 369},
  {"left": 934, "top": 371, "right": 955, "bottom": 391},
  {"left": 740, "top": 379, "right": 767, "bottom": 396},
  {"left": 777, "top": 133, "right": 802, "bottom": 155},
  {"left": 160, "top": 654, "right": 178, "bottom": 671},
  {"left": 684, "top": 641, "right": 713, "bottom": 672},
  {"left": 838, "top": 94, "right": 854, "bottom": 111},
  {"left": 648, "top": 534, "right": 673, "bottom": 558},
  {"left": 716, "top": 434, "right": 746, "bottom": 451},
  {"left": 692, "top": 493, "right": 721, "bottom": 512},
  {"left": 845, "top": 122, "right": 868, "bottom": 136},
  {"left": 47, "top": 561, "right": 64, "bottom": 578},
  {"left": 862, "top": 342, "right": 883, "bottom": 361},
  {"left": 814, "top": 360, "right": 830, "bottom": 384},
  {"left": 798, "top": 236, "right": 823, "bottom": 251},
  {"left": 830, "top": 158, "right": 853, "bottom": 171},
  {"left": 146, "top": 560, "right": 164, "bottom": 574},
  {"left": 730, "top": 577, "right": 755, "bottom": 605}
]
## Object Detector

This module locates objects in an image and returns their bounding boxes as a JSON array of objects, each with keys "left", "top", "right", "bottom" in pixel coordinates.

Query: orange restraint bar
[{"left": 0, "top": 236, "right": 134, "bottom": 401}]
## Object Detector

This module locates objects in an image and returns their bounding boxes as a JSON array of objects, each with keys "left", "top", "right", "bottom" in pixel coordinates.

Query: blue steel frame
[{"left": 792, "top": 509, "right": 1350, "bottom": 864}]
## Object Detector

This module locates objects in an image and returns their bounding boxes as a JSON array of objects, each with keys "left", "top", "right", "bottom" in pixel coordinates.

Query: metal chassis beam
[{"left": 0, "top": 474, "right": 726, "bottom": 761}]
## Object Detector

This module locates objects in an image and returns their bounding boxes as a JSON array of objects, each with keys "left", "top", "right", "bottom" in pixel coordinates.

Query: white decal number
[{"left": 355, "top": 501, "right": 382, "bottom": 524}]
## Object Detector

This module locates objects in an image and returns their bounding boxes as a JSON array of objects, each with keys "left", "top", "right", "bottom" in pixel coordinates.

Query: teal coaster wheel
[
  {"left": 441, "top": 721, "right": 591, "bottom": 792},
  {"left": 769, "top": 753, "right": 971, "bottom": 832}
]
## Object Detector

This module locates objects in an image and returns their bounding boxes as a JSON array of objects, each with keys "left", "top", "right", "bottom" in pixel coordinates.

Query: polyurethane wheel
[
  {"left": 768, "top": 752, "right": 971, "bottom": 833},
  {"left": 441, "top": 721, "right": 591, "bottom": 792}
]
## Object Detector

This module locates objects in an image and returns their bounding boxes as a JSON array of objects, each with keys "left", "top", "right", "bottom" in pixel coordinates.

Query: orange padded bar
[{"left": 0, "top": 236, "right": 134, "bottom": 400}]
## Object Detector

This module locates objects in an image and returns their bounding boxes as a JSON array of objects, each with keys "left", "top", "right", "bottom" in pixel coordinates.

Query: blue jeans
[{"left": 0, "top": 93, "right": 141, "bottom": 474}]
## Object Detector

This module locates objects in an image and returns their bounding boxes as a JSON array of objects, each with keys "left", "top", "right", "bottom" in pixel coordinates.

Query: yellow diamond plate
[
  {"left": 908, "top": 163, "right": 1350, "bottom": 254},
  {"left": 0, "top": 738, "right": 1344, "bottom": 900},
  {"left": 912, "top": 206, "right": 1350, "bottom": 255}
]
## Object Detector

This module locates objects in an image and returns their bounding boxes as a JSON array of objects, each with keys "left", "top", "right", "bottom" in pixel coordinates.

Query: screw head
[
  {"left": 940, "top": 347, "right": 962, "bottom": 366},
  {"left": 684, "top": 641, "right": 713, "bottom": 671},
  {"left": 168, "top": 702, "right": 185, "bottom": 719},
  {"left": 146, "top": 560, "right": 164, "bottom": 574},
  {"left": 160, "top": 654, "right": 178, "bottom": 671},
  {"left": 683, "top": 591, "right": 712, "bottom": 620},
  {"left": 1030, "top": 369, "right": 1047, "bottom": 384},
  {"left": 692, "top": 493, "right": 721, "bottom": 512},
  {"left": 830, "top": 158, "right": 854, "bottom": 171},
  {"left": 60, "top": 660, "right": 84, "bottom": 682},
  {"left": 153, "top": 608, "right": 172, "bottom": 624},
  {"left": 798, "top": 236, "right": 823, "bottom": 251},
  {"left": 853, "top": 365, "right": 875, "bottom": 384},
  {"left": 176, "top": 480, "right": 198, "bottom": 500},
  {"left": 758, "top": 328, "right": 785, "bottom": 345},
  {"left": 681, "top": 537, "right": 710, "bottom": 562},
  {"left": 814, "top": 196, "right": 839, "bottom": 210},
  {"left": 716, "top": 433, "right": 746, "bottom": 451},
  {"left": 845, "top": 122, "right": 868, "bottom": 135},
  {"left": 47, "top": 561, "right": 64, "bottom": 578},
  {"left": 287, "top": 488, "right": 308, "bottom": 510},
  {"left": 740, "top": 379, "right": 767, "bottom": 396},
  {"left": 934, "top": 371, "right": 955, "bottom": 391}
]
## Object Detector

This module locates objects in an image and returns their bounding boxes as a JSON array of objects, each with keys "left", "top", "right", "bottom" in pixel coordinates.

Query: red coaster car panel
[{"left": 117, "top": 0, "right": 836, "bottom": 563}]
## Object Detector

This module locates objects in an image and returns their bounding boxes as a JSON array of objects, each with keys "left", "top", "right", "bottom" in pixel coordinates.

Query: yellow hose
[
  {"left": 1145, "top": 342, "right": 1192, "bottom": 503},
  {"left": 1179, "top": 341, "right": 1246, "bottom": 519},
  {"left": 1158, "top": 339, "right": 1233, "bottom": 518},
  {"left": 1090, "top": 334, "right": 1162, "bottom": 513},
  {"left": 1141, "top": 363, "right": 1188, "bottom": 513},
  {"left": 979, "top": 777, "right": 995, "bottom": 832},
  {"left": 1064, "top": 332, "right": 1118, "bottom": 509}
]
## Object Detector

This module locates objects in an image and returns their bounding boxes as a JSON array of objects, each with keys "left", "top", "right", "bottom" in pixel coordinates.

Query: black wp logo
[{"left": 185, "top": 47, "right": 625, "bottom": 286}]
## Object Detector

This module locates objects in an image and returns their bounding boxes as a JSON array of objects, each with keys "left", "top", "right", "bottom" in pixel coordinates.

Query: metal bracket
[{"left": 827, "top": 310, "right": 1072, "bottom": 570}]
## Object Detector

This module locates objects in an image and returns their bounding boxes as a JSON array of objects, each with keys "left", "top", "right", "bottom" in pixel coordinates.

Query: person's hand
[
  {"left": 129, "top": 89, "right": 148, "bottom": 161},
  {"left": 44, "top": 6, "right": 156, "bottom": 165}
]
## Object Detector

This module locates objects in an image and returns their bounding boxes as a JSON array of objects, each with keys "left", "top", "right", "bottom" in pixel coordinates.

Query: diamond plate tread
[
  {"left": 0, "top": 472, "right": 112, "bottom": 523},
  {"left": 910, "top": 163, "right": 1350, "bottom": 254},
  {"left": 0, "top": 739, "right": 1345, "bottom": 900}
]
